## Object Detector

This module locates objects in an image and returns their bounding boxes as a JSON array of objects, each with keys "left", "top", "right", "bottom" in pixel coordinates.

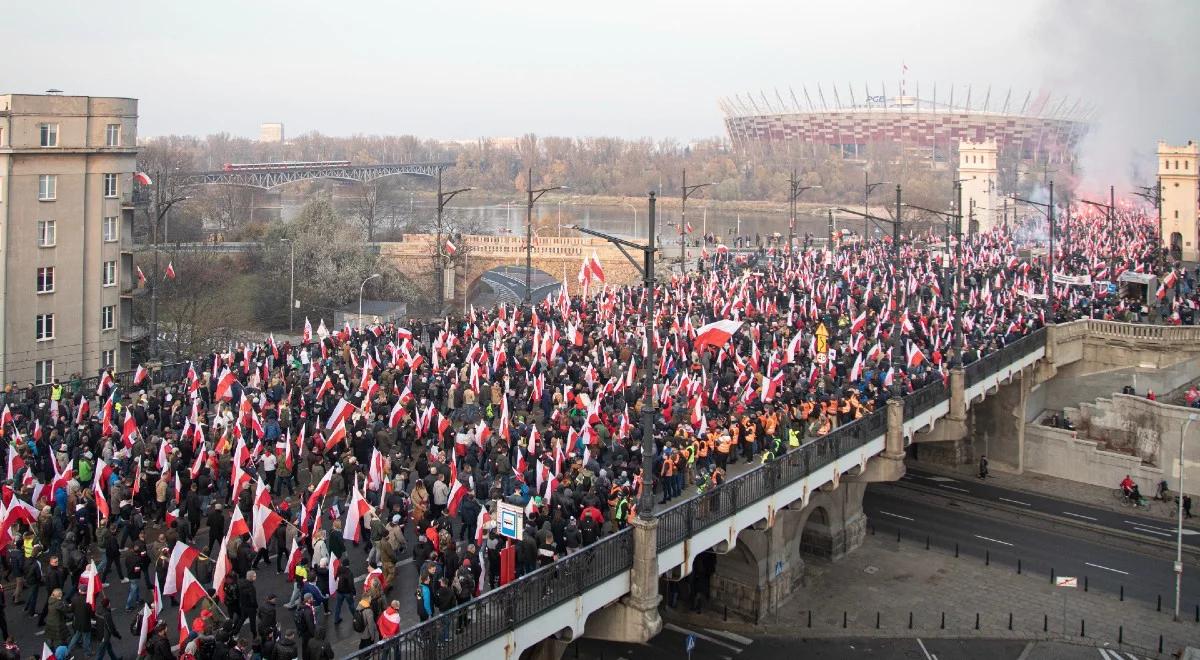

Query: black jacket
[{"left": 236, "top": 578, "right": 258, "bottom": 611}]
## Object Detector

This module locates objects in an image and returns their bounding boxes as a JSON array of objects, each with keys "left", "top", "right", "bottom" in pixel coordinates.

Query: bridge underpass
[
  {"left": 349, "top": 328, "right": 1051, "bottom": 660},
  {"left": 468, "top": 265, "right": 563, "bottom": 308}
]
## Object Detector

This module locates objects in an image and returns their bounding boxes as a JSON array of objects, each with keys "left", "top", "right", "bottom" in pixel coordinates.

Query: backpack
[{"left": 352, "top": 608, "right": 366, "bottom": 633}]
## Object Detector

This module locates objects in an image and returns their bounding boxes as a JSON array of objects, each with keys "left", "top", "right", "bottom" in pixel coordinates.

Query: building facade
[
  {"left": 958, "top": 139, "right": 999, "bottom": 235},
  {"left": 0, "top": 93, "right": 138, "bottom": 385},
  {"left": 1159, "top": 140, "right": 1199, "bottom": 262},
  {"left": 259, "top": 122, "right": 284, "bottom": 143}
]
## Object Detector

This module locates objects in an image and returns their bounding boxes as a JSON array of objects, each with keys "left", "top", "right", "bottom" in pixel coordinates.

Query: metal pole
[
  {"left": 790, "top": 169, "right": 797, "bottom": 253},
  {"left": 639, "top": 191, "right": 658, "bottom": 520},
  {"left": 436, "top": 168, "right": 444, "bottom": 310},
  {"left": 954, "top": 181, "right": 963, "bottom": 354},
  {"left": 1048, "top": 181, "right": 1056, "bottom": 317},
  {"left": 1110, "top": 184, "right": 1116, "bottom": 274},
  {"left": 864, "top": 170, "right": 870, "bottom": 241},
  {"left": 893, "top": 185, "right": 901, "bottom": 262},
  {"left": 288, "top": 241, "right": 295, "bottom": 332},
  {"left": 1158, "top": 177, "right": 1165, "bottom": 271},
  {"left": 150, "top": 182, "right": 160, "bottom": 359},
  {"left": 827, "top": 208, "right": 834, "bottom": 245},
  {"left": 1176, "top": 416, "right": 1194, "bottom": 621},
  {"left": 525, "top": 167, "right": 534, "bottom": 306},
  {"left": 681, "top": 169, "right": 687, "bottom": 269}
]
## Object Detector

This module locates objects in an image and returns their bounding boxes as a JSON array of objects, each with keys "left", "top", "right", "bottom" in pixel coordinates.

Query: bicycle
[{"left": 1113, "top": 488, "right": 1150, "bottom": 509}]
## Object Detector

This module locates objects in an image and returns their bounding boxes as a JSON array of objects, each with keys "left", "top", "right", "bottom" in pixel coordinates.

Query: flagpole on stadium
[{"left": 569, "top": 192, "right": 659, "bottom": 518}]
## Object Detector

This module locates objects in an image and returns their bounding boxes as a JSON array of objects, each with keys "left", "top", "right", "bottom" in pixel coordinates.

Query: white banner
[
  {"left": 1016, "top": 289, "right": 1048, "bottom": 301},
  {"left": 1052, "top": 273, "right": 1092, "bottom": 286}
]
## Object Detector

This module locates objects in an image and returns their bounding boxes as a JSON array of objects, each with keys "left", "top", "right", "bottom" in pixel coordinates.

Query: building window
[
  {"left": 36, "top": 221, "right": 56, "bottom": 247},
  {"left": 102, "top": 260, "right": 116, "bottom": 286},
  {"left": 101, "top": 305, "right": 115, "bottom": 331},
  {"left": 1177, "top": 210, "right": 1181, "bottom": 219},
  {"left": 36, "top": 267, "right": 54, "bottom": 294},
  {"left": 1176, "top": 160, "right": 1180, "bottom": 170},
  {"left": 38, "top": 175, "right": 56, "bottom": 201},
  {"left": 34, "top": 360, "right": 53, "bottom": 385},
  {"left": 101, "top": 349, "right": 115, "bottom": 368},
  {"left": 39, "top": 124, "right": 58, "bottom": 147},
  {"left": 35, "top": 313, "right": 54, "bottom": 341},
  {"left": 103, "top": 174, "right": 118, "bottom": 198},
  {"left": 105, "top": 124, "right": 121, "bottom": 147},
  {"left": 102, "top": 216, "right": 118, "bottom": 242}
]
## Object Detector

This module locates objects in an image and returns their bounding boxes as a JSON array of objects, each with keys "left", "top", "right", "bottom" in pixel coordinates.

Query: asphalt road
[
  {"left": 566, "top": 628, "right": 1157, "bottom": 660},
  {"left": 863, "top": 484, "right": 1200, "bottom": 609},
  {"left": 903, "top": 468, "right": 1200, "bottom": 549}
]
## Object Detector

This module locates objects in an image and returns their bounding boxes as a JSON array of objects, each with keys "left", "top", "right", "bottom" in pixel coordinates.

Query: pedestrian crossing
[{"left": 1097, "top": 648, "right": 1151, "bottom": 660}]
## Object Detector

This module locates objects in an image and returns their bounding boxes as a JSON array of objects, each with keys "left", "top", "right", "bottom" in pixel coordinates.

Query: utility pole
[
  {"left": 865, "top": 171, "right": 891, "bottom": 242},
  {"left": 788, "top": 172, "right": 821, "bottom": 251},
  {"left": 436, "top": 168, "right": 472, "bottom": 314},
  {"left": 525, "top": 168, "right": 564, "bottom": 305},
  {"left": 681, "top": 170, "right": 714, "bottom": 271},
  {"left": 148, "top": 174, "right": 189, "bottom": 359}
]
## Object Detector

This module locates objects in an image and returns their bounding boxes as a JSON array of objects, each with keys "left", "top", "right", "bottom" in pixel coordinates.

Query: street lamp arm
[
  {"left": 682, "top": 182, "right": 715, "bottom": 201},
  {"left": 836, "top": 207, "right": 898, "bottom": 225},
  {"left": 530, "top": 185, "right": 565, "bottom": 205},
  {"left": 438, "top": 187, "right": 474, "bottom": 209},
  {"left": 1079, "top": 198, "right": 1113, "bottom": 211},
  {"left": 902, "top": 203, "right": 957, "bottom": 220},
  {"left": 1010, "top": 196, "right": 1051, "bottom": 219}
]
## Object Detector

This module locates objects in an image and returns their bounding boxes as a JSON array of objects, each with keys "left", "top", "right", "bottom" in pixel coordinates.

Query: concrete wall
[{"left": 1023, "top": 415, "right": 1164, "bottom": 493}]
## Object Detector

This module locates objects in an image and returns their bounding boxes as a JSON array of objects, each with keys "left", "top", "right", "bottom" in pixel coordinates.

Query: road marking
[
  {"left": 1085, "top": 562, "right": 1130, "bottom": 575},
  {"left": 939, "top": 485, "right": 970, "bottom": 493},
  {"left": 925, "top": 476, "right": 958, "bottom": 483},
  {"left": 998, "top": 497, "right": 1032, "bottom": 506},
  {"left": 704, "top": 628, "right": 754, "bottom": 646},
  {"left": 663, "top": 623, "right": 743, "bottom": 653},
  {"left": 915, "top": 637, "right": 936, "bottom": 660},
  {"left": 1133, "top": 526, "right": 1173, "bottom": 537},
  {"left": 1062, "top": 511, "right": 1098, "bottom": 521},
  {"left": 1126, "top": 520, "right": 1200, "bottom": 536},
  {"left": 878, "top": 510, "right": 915, "bottom": 522},
  {"left": 974, "top": 534, "right": 1014, "bottom": 546}
]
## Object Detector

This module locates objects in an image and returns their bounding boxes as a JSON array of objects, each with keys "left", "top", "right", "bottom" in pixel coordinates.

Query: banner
[
  {"left": 1016, "top": 289, "right": 1048, "bottom": 301},
  {"left": 1052, "top": 273, "right": 1092, "bottom": 286}
]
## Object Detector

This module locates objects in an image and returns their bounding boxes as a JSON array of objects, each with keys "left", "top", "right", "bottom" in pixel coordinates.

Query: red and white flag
[
  {"left": 693, "top": 319, "right": 743, "bottom": 350},
  {"left": 162, "top": 542, "right": 200, "bottom": 596},
  {"left": 444, "top": 239, "right": 457, "bottom": 256},
  {"left": 326, "top": 398, "right": 356, "bottom": 430},
  {"left": 342, "top": 480, "right": 373, "bottom": 543},
  {"left": 377, "top": 607, "right": 402, "bottom": 638},
  {"left": 133, "top": 364, "right": 149, "bottom": 386},
  {"left": 178, "top": 566, "right": 209, "bottom": 612},
  {"left": 133, "top": 171, "right": 154, "bottom": 186},
  {"left": 214, "top": 368, "right": 236, "bottom": 401},
  {"left": 165, "top": 261, "right": 176, "bottom": 280}
]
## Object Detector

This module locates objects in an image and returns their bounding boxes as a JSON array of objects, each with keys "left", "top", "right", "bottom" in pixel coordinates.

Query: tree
[
  {"left": 348, "top": 181, "right": 382, "bottom": 242},
  {"left": 155, "top": 250, "right": 245, "bottom": 359}
]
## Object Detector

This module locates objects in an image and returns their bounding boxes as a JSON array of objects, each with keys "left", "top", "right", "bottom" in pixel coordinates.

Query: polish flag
[
  {"left": 446, "top": 477, "right": 468, "bottom": 517},
  {"left": 178, "top": 566, "right": 209, "bottom": 612},
  {"left": 377, "top": 607, "right": 402, "bottom": 638},
  {"left": 94, "top": 480, "right": 110, "bottom": 522},
  {"left": 162, "top": 542, "right": 200, "bottom": 596},
  {"left": 325, "top": 421, "right": 348, "bottom": 453},
  {"left": 286, "top": 536, "right": 303, "bottom": 581},
  {"left": 315, "top": 376, "right": 333, "bottom": 400},
  {"left": 306, "top": 467, "right": 335, "bottom": 512},
  {"left": 7, "top": 444, "right": 24, "bottom": 479},
  {"left": 136, "top": 266, "right": 146, "bottom": 285},
  {"left": 906, "top": 341, "right": 926, "bottom": 369},
  {"left": 133, "top": 171, "right": 154, "bottom": 186},
  {"left": 165, "top": 262, "right": 176, "bottom": 280},
  {"left": 133, "top": 364, "right": 149, "bottom": 386},
  {"left": 214, "top": 368, "right": 236, "bottom": 401},
  {"left": 303, "top": 317, "right": 313, "bottom": 344},
  {"left": 342, "top": 480, "right": 372, "bottom": 542},
  {"left": 328, "top": 552, "right": 341, "bottom": 599},
  {"left": 78, "top": 561, "right": 102, "bottom": 611},
  {"left": 849, "top": 352, "right": 864, "bottom": 382},
  {"left": 693, "top": 319, "right": 743, "bottom": 350},
  {"left": 850, "top": 311, "right": 868, "bottom": 334},
  {"left": 368, "top": 448, "right": 386, "bottom": 490},
  {"left": 326, "top": 398, "right": 356, "bottom": 430},
  {"left": 588, "top": 250, "right": 606, "bottom": 283},
  {"left": 121, "top": 411, "right": 138, "bottom": 448},
  {"left": 228, "top": 503, "right": 250, "bottom": 539},
  {"left": 177, "top": 607, "right": 191, "bottom": 646},
  {"left": 42, "top": 644, "right": 54, "bottom": 660},
  {"left": 444, "top": 239, "right": 457, "bottom": 256},
  {"left": 96, "top": 370, "right": 114, "bottom": 396},
  {"left": 252, "top": 498, "right": 284, "bottom": 551},
  {"left": 388, "top": 397, "right": 406, "bottom": 428}
]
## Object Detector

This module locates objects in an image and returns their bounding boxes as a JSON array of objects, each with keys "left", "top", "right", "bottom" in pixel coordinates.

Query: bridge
[
  {"left": 350, "top": 319, "right": 1200, "bottom": 659},
  {"left": 171, "top": 162, "right": 454, "bottom": 190},
  {"left": 380, "top": 234, "right": 644, "bottom": 306}
]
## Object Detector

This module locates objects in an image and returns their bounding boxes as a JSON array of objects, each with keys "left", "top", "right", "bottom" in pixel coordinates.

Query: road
[
  {"left": 567, "top": 628, "right": 1157, "bottom": 660},
  {"left": 903, "top": 467, "right": 1200, "bottom": 549},
  {"left": 864, "top": 483, "right": 1200, "bottom": 608}
]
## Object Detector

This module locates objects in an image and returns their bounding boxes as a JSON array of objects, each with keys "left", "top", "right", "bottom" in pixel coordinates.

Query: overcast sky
[{"left": 4, "top": 0, "right": 1197, "bottom": 178}]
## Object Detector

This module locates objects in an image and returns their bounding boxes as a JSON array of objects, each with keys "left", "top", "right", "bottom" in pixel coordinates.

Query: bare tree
[{"left": 348, "top": 181, "right": 382, "bottom": 241}]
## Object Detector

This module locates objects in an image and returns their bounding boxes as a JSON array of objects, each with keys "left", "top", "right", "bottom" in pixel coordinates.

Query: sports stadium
[{"left": 720, "top": 82, "right": 1093, "bottom": 166}]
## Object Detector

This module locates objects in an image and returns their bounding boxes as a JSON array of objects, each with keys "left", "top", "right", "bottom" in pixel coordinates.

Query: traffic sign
[
  {"left": 685, "top": 633, "right": 696, "bottom": 658},
  {"left": 496, "top": 502, "right": 524, "bottom": 540},
  {"left": 1055, "top": 576, "right": 1077, "bottom": 588}
]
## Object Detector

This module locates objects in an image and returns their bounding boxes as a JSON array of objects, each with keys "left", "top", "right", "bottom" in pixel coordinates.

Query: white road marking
[
  {"left": 916, "top": 637, "right": 936, "bottom": 660},
  {"left": 925, "top": 476, "right": 958, "bottom": 483},
  {"left": 1133, "top": 526, "right": 1173, "bottom": 537},
  {"left": 974, "top": 534, "right": 1014, "bottom": 546},
  {"left": 879, "top": 510, "right": 915, "bottom": 522},
  {"left": 664, "top": 623, "right": 743, "bottom": 653},
  {"left": 998, "top": 497, "right": 1032, "bottom": 506},
  {"left": 704, "top": 628, "right": 754, "bottom": 646},
  {"left": 1062, "top": 511, "right": 1098, "bottom": 521},
  {"left": 1097, "top": 649, "right": 1115, "bottom": 660},
  {"left": 939, "top": 485, "right": 970, "bottom": 493},
  {"left": 1085, "top": 562, "right": 1130, "bottom": 575},
  {"left": 1126, "top": 520, "right": 1200, "bottom": 536}
]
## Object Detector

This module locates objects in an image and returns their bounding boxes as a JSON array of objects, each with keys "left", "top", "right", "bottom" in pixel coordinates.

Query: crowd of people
[{"left": 0, "top": 201, "right": 1177, "bottom": 659}]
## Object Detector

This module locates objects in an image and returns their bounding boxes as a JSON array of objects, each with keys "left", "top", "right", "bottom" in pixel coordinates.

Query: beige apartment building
[{"left": 0, "top": 93, "right": 138, "bottom": 386}]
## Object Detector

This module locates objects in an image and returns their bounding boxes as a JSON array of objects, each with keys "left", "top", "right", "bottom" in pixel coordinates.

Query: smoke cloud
[{"left": 1031, "top": 0, "right": 1200, "bottom": 194}]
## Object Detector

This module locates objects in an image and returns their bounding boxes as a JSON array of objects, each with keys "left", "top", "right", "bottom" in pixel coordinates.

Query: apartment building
[{"left": 0, "top": 93, "right": 138, "bottom": 385}]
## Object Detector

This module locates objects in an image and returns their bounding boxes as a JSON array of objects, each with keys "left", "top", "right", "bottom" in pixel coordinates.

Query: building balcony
[{"left": 120, "top": 324, "right": 149, "bottom": 343}]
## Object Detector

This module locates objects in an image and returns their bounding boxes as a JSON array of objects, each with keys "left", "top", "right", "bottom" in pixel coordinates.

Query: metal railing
[
  {"left": 964, "top": 328, "right": 1047, "bottom": 388},
  {"left": 349, "top": 527, "right": 634, "bottom": 660},
  {"left": 904, "top": 380, "right": 948, "bottom": 419},
  {"left": 18, "top": 360, "right": 190, "bottom": 402}
]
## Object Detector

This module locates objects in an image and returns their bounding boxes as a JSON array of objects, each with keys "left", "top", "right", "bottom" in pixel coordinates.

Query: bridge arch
[{"left": 467, "top": 265, "right": 562, "bottom": 308}]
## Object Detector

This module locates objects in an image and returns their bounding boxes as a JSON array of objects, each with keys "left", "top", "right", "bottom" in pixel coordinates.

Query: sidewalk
[
  {"left": 909, "top": 458, "right": 1200, "bottom": 530},
  {"left": 668, "top": 534, "right": 1200, "bottom": 658}
]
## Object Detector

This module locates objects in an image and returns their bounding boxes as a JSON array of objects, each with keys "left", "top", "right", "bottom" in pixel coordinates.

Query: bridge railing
[
  {"left": 347, "top": 326, "right": 1051, "bottom": 660},
  {"left": 350, "top": 527, "right": 634, "bottom": 660}
]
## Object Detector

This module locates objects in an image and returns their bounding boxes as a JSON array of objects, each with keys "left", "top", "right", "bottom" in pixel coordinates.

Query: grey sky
[{"left": 4, "top": 0, "right": 1196, "bottom": 176}]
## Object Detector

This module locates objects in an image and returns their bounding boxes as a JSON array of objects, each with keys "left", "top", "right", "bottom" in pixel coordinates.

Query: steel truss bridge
[{"left": 172, "top": 162, "right": 455, "bottom": 190}]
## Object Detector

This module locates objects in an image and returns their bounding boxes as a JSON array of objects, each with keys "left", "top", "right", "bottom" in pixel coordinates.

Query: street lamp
[
  {"left": 1133, "top": 180, "right": 1165, "bottom": 272},
  {"left": 280, "top": 238, "right": 295, "bottom": 332},
  {"left": 865, "top": 171, "right": 892, "bottom": 242},
  {"left": 569, "top": 191, "right": 658, "bottom": 520},
  {"left": 358, "top": 273, "right": 381, "bottom": 329},
  {"left": 1011, "top": 181, "right": 1057, "bottom": 319},
  {"left": 903, "top": 201, "right": 964, "bottom": 357},
  {"left": 621, "top": 201, "right": 638, "bottom": 236},
  {"left": 681, "top": 169, "right": 715, "bottom": 270},
  {"left": 149, "top": 189, "right": 191, "bottom": 359},
  {"left": 435, "top": 168, "right": 473, "bottom": 312},
  {"left": 1177, "top": 413, "right": 1197, "bottom": 621},
  {"left": 1080, "top": 186, "right": 1117, "bottom": 275},
  {"left": 525, "top": 168, "right": 566, "bottom": 305},
  {"left": 787, "top": 169, "right": 822, "bottom": 252}
]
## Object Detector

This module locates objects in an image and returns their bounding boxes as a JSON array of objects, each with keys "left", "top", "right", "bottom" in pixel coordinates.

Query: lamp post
[
  {"left": 621, "top": 201, "right": 638, "bottom": 236},
  {"left": 1134, "top": 180, "right": 1165, "bottom": 272},
  {"left": 1081, "top": 186, "right": 1117, "bottom": 276},
  {"left": 864, "top": 171, "right": 892, "bottom": 242},
  {"left": 903, "top": 199, "right": 964, "bottom": 356},
  {"left": 435, "top": 168, "right": 473, "bottom": 312},
  {"left": 1177, "top": 413, "right": 1197, "bottom": 621},
  {"left": 148, "top": 185, "right": 190, "bottom": 359},
  {"left": 1012, "top": 182, "right": 1056, "bottom": 318},
  {"left": 358, "top": 273, "right": 381, "bottom": 329},
  {"left": 570, "top": 193, "right": 658, "bottom": 519},
  {"left": 525, "top": 168, "right": 565, "bottom": 305},
  {"left": 280, "top": 238, "right": 295, "bottom": 332},
  {"left": 681, "top": 170, "right": 715, "bottom": 269},
  {"left": 788, "top": 169, "right": 822, "bottom": 252}
]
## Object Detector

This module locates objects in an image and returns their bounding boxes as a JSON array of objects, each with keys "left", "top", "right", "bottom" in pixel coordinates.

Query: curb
[{"left": 887, "top": 479, "right": 1200, "bottom": 561}]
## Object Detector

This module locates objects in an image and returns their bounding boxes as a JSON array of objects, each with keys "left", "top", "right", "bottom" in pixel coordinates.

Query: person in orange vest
[
  {"left": 659, "top": 447, "right": 677, "bottom": 504},
  {"left": 715, "top": 432, "right": 731, "bottom": 470}
]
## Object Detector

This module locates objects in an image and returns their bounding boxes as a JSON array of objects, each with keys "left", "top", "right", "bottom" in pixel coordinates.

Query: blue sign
[
  {"left": 685, "top": 633, "right": 696, "bottom": 656},
  {"left": 496, "top": 502, "right": 523, "bottom": 540}
]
